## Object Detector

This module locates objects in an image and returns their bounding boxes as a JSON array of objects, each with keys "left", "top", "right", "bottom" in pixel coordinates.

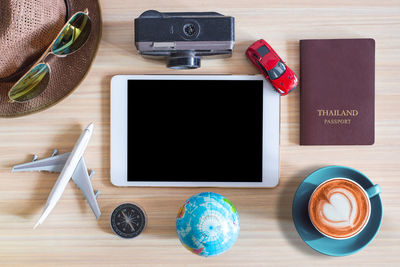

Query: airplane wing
[
  {"left": 71, "top": 158, "right": 101, "bottom": 219},
  {"left": 12, "top": 152, "right": 71, "bottom": 173}
]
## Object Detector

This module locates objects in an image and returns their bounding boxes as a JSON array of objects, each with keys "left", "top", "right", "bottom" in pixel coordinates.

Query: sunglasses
[{"left": 8, "top": 9, "right": 91, "bottom": 103}]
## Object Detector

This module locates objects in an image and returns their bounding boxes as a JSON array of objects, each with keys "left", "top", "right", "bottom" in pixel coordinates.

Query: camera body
[{"left": 134, "top": 10, "right": 235, "bottom": 69}]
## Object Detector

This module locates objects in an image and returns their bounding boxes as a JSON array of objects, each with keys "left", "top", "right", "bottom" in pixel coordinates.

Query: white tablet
[{"left": 110, "top": 75, "right": 280, "bottom": 187}]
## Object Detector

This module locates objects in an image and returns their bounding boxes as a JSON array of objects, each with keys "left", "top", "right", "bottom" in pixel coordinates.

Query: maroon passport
[{"left": 300, "top": 39, "right": 375, "bottom": 145}]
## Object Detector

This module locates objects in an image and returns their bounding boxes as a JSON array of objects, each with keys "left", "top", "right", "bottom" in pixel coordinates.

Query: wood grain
[{"left": 0, "top": 0, "right": 399, "bottom": 265}]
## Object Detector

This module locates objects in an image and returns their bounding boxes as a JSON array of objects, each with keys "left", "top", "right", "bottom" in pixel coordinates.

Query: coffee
[{"left": 308, "top": 178, "right": 371, "bottom": 239}]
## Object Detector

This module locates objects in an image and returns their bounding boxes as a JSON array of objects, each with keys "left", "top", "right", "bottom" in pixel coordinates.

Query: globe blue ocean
[{"left": 176, "top": 192, "right": 240, "bottom": 257}]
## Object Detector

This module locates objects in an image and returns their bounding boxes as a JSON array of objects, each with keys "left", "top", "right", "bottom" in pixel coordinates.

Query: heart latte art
[
  {"left": 322, "top": 189, "right": 357, "bottom": 227},
  {"left": 309, "top": 178, "right": 371, "bottom": 239}
]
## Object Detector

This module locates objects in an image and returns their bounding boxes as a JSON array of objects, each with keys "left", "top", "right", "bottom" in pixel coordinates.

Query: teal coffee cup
[
  {"left": 293, "top": 166, "right": 383, "bottom": 256},
  {"left": 308, "top": 178, "right": 381, "bottom": 240}
]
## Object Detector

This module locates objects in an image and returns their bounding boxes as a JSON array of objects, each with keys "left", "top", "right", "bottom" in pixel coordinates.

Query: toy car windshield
[
  {"left": 268, "top": 61, "right": 286, "bottom": 80},
  {"left": 256, "top": 45, "right": 270, "bottom": 57}
]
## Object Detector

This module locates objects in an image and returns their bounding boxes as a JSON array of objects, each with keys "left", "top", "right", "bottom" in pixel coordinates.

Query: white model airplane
[{"left": 12, "top": 123, "right": 100, "bottom": 228}]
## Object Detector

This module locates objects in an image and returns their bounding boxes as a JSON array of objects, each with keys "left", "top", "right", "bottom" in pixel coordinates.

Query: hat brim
[{"left": 0, "top": 0, "right": 102, "bottom": 117}]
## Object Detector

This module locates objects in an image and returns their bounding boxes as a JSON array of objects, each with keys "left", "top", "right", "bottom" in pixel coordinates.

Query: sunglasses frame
[{"left": 8, "top": 9, "right": 90, "bottom": 103}]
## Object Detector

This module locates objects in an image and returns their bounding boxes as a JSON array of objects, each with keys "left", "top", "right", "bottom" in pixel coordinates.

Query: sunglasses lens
[
  {"left": 9, "top": 64, "right": 50, "bottom": 102},
  {"left": 52, "top": 12, "right": 91, "bottom": 55}
]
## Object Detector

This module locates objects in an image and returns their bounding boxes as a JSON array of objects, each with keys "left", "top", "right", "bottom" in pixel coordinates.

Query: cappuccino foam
[{"left": 309, "top": 178, "right": 370, "bottom": 239}]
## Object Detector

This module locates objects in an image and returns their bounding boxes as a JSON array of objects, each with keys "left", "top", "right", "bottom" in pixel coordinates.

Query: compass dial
[{"left": 110, "top": 203, "right": 146, "bottom": 238}]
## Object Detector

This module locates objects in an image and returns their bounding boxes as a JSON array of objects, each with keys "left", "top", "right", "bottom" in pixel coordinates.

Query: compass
[{"left": 110, "top": 203, "right": 147, "bottom": 239}]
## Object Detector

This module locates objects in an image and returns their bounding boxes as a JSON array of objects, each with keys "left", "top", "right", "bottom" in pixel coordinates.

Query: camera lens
[
  {"left": 183, "top": 23, "right": 196, "bottom": 37},
  {"left": 167, "top": 52, "right": 201, "bottom": 70}
]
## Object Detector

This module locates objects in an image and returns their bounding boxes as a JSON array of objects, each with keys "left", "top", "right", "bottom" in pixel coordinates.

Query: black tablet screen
[{"left": 127, "top": 79, "right": 263, "bottom": 182}]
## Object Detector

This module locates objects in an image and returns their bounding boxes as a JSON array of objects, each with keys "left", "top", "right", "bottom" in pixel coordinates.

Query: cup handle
[{"left": 366, "top": 184, "right": 381, "bottom": 198}]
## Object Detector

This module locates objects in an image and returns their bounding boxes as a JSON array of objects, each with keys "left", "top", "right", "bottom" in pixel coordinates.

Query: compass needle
[{"left": 122, "top": 211, "right": 135, "bottom": 231}]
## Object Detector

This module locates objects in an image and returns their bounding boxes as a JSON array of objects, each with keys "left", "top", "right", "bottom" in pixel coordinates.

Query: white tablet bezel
[{"left": 110, "top": 75, "right": 280, "bottom": 187}]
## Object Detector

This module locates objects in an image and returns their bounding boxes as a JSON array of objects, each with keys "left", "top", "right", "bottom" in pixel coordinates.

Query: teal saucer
[{"left": 292, "top": 166, "right": 383, "bottom": 256}]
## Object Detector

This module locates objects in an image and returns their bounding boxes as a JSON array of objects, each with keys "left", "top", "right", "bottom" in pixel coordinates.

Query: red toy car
[{"left": 246, "top": 39, "right": 298, "bottom": 95}]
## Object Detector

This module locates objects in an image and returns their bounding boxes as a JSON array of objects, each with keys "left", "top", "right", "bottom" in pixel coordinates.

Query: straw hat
[{"left": 0, "top": 0, "right": 101, "bottom": 117}]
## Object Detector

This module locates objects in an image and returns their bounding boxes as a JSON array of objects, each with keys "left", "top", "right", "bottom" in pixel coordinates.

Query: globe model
[{"left": 176, "top": 192, "right": 240, "bottom": 257}]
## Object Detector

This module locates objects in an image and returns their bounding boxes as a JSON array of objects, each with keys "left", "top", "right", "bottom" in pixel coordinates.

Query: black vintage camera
[{"left": 134, "top": 10, "right": 235, "bottom": 69}]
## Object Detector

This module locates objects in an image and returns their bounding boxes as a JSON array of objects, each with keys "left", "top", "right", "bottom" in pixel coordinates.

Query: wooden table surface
[{"left": 1, "top": 0, "right": 399, "bottom": 266}]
